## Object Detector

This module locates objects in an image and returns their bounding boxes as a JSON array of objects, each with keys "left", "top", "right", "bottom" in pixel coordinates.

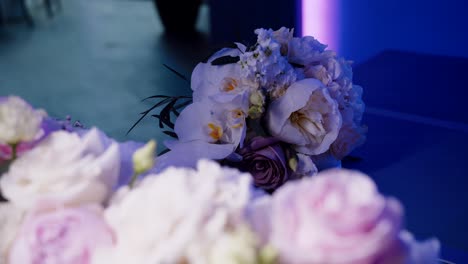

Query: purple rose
[{"left": 238, "top": 137, "right": 289, "bottom": 192}]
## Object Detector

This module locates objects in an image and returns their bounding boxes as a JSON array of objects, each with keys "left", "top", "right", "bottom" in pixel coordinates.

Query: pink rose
[
  {"left": 8, "top": 205, "right": 114, "bottom": 264},
  {"left": 271, "top": 169, "right": 404, "bottom": 264}
]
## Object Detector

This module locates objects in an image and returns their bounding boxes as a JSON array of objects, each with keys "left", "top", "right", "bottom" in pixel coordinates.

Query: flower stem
[
  {"left": 128, "top": 172, "right": 139, "bottom": 188},
  {"left": 10, "top": 143, "right": 18, "bottom": 160}
]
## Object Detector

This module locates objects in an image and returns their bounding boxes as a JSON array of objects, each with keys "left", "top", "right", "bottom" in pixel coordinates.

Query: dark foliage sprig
[
  {"left": 127, "top": 95, "right": 192, "bottom": 136},
  {"left": 162, "top": 64, "right": 190, "bottom": 83},
  {"left": 128, "top": 62, "right": 193, "bottom": 136}
]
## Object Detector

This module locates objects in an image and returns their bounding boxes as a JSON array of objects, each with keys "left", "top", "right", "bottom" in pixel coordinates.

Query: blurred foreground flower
[
  {"left": 0, "top": 96, "right": 46, "bottom": 146},
  {"left": 8, "top": 205, "right": 113, "bottom": 264},
  {"left": 267, "top": 169, "right": 440, "bottom": 264},
  {"left": 0, "top": 129, "right": 120, "bottom": 209},
  {"left": 93, "top": 160, "right": 266, "bottom": 264},
  {"left": 0, "top": 203, "right": 25, "bottom": 263}
]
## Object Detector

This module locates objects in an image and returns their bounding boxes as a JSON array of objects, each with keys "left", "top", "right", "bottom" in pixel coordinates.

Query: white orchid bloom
[
  {"left": 174, "top": 96, "right": 248, "bottom": 149},
  {"left": 191, "top": 43, "right": 257, "bottom": 104},
  {"left": 155, "top": 96, "right": 248, "bottom": 171},
  {"left": 155, "top": 140, "right": 235, "bottom": 173}
]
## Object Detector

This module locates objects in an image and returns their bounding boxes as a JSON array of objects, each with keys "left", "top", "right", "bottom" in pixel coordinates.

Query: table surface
[{"left": 349, "top": 50, "right": 468, "bottom": 262}]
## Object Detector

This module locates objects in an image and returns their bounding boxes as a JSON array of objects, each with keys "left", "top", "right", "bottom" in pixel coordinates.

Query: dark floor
[
  {"left": 0, "top": 0, "right": 212, "bottom": 144},
  {"left": 1, "top": 0, "right": 468, "bottom": 260}
]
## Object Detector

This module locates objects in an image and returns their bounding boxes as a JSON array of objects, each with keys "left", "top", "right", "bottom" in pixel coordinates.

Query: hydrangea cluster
[{"left": 239, "top": 28, "right": 298, "bottom": 96}]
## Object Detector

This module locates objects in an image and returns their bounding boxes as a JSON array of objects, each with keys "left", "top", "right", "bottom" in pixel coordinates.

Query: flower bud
[
  {"left": 249, "top": 90, "right": 265, "bottom": 106},
  {"left": 132, "top": 140, "right": 156, "bottom": 175}
]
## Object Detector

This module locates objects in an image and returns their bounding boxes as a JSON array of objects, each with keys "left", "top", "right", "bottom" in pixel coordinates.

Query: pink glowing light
[{"left": 301, "top": 0, "right": 340, "bottom": 52}]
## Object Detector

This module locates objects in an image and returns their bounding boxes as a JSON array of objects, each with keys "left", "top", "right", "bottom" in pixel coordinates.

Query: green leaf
[
  {"left": 127, "top": 97, "right": 173, "bottom": 135},
  {"left": 141, "top": 95, "right": 170, "bottom": 102},
  {"left": 162, "top": 63, "right": 189, "bottom": 82},
  {"left": 163, "top": 130, "right": 178, "bottom": 139},
  {"left": 128, "top": 96, "right": 192, "bottom": 135},
  {"left": 158, "top": 148, "right": 170, "bottom": 156}
]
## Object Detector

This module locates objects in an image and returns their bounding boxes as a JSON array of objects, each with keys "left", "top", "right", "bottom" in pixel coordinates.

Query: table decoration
[
  {"left": 0, "top": 27, "right": 443, "bottom": 263},
  {"left": 136, "top": 27, "right": 366, "bottom": 193}
]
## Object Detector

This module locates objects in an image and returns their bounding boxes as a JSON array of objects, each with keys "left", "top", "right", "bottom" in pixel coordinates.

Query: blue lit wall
[
  {"left": 336, "top": 0, "right": 468, "bottom": 62},
  {"left": 209, "top": 0, "right": 297, "bottom": 45},
  {"left": 211, "top": 0, "right": 468, "bottom": 62}
]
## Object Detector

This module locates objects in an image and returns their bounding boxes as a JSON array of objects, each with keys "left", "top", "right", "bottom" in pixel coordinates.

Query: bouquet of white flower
[{"left": 142, "top": 27, "right": 367, "bottom": 192}]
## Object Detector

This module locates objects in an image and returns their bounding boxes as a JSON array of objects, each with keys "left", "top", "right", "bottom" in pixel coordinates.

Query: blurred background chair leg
[
  {"left": 44, "top": 0, "right": 53, "bottom": 17},
  {"left": 0, "top": 0, "right": 7, "bottom": 26},
  {"left": 19, "top": 0, "right": 34, "bottom": 27}
]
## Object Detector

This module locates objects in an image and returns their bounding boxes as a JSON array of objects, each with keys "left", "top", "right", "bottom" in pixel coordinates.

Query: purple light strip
[{"left": 301, "top": 0, "right": 340, "bottom": 52}]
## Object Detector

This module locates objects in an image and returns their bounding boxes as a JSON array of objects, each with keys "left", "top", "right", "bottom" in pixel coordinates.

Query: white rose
[
  {"left": 302, "top": 53, "right": 366, "bottom": 159},
  {"left": 0, "top": 128, "right": 120, "bottom": 209},
  {"left": 0, "top": 96, "right": 46, "bottom": 145},
  {"left": 303, "top": 55, "right": 365, "bottom": 126},
  {"left": 267, "top": 78, "right": 342, "bottom": 155},
  {"left": 93, "top": 160, "right": 253, "bottom": 264},
  {"left": 0, "top": 203, "right": 25, "bottom": 263},
  {"left": 299, "top": 45, "right": 365, "bottom": 131}
]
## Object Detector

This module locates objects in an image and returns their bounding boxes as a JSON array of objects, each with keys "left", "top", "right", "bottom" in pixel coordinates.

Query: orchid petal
[
  {"left": 191, "top": 44, "right": 246, "bottom": 102},
  {"left": 174, "top": 101, "right": 215, "bottom": 143},
  {"left": 154, "top": 140, "right": 234, "bottom": 173}
]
